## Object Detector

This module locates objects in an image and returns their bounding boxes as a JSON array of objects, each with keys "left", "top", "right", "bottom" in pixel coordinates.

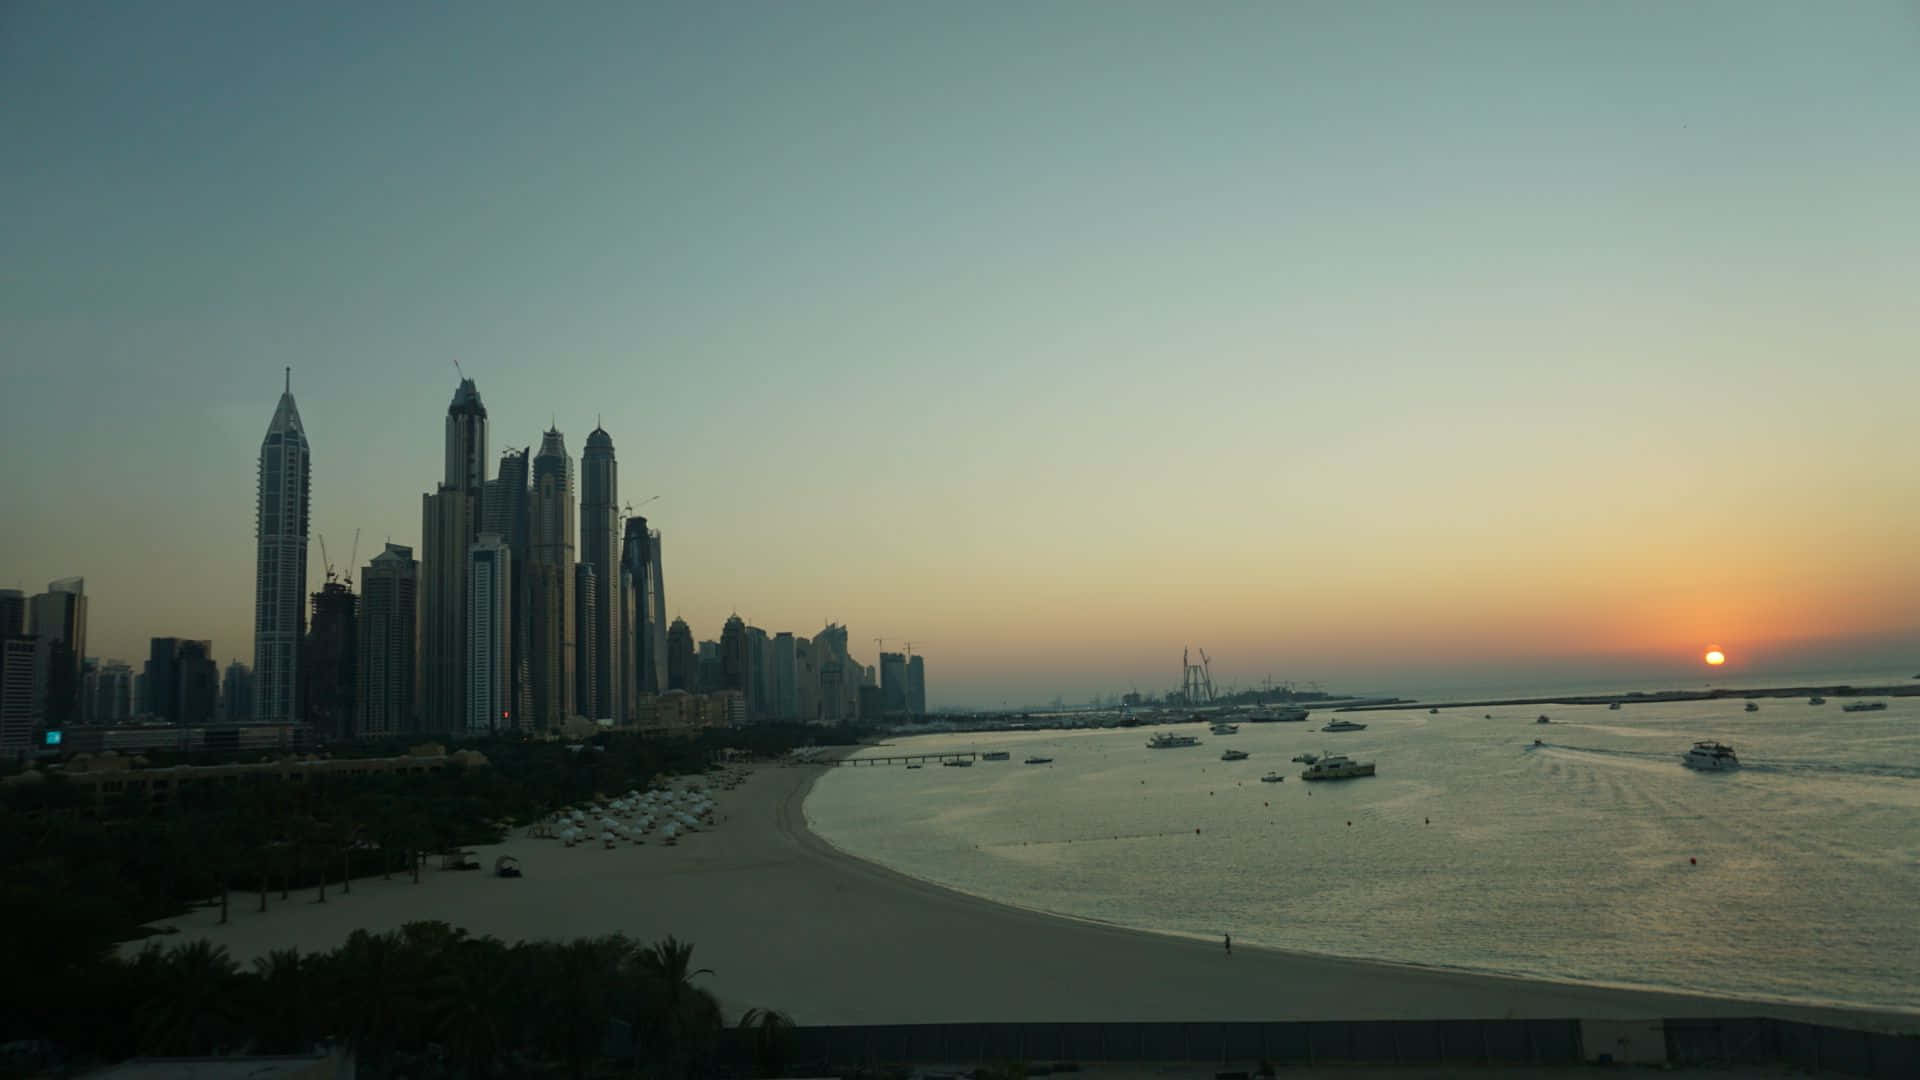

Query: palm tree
[
  {"left": 249, "top": 948, "right": 317, "bottom": 1053},
  {"left": 323, "top": 928, "right": 415, "bottom": 1067},
  {"left": 425, "top": 937, "right": 516, "bottom": 1078},
  {"left": 737, "top": 1008, "right": 795, "bottom": 1079},
  {"left": 133, "top": 940, "right": 243, "bottom": 1055},
  {"left": 629, "top": 936, "right": 723, "bottom": 1079},
  {"left": 537, "top": 936, "right": 632, "bottom": 1080}
]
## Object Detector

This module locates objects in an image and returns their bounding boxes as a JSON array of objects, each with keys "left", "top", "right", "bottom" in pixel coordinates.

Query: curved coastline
[
  {"left": 792, "top": 756, "right": 1920, "bottom": 1030},
  {"left": 155, "top": 755, "right": 1918, "bottom": 1031}
]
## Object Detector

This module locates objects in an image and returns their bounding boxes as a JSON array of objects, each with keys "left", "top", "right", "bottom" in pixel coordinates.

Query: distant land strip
[{"left": 1338, "top": 683, "right": 1920, "bottom": 712}]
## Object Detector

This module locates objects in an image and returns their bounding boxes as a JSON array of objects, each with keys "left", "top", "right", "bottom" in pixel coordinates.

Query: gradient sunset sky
[{"left": 5, "top": 2, "right": 1917, "bottom": 705}]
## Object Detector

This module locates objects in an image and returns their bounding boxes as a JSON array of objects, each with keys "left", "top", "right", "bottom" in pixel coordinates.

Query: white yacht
[
  {"left": 1220, "top": 748, "right": 1249, "bottom": 762},
  {"left": 1301, "top": 754, "right": 1376, "bottom": 781},
  {"left": 1683, "top": 741, "right": 1740, "bottom": 771},
  {"left": 1321, "top": 718, "right": 1367, "bottom": 733},
  {"left": 1260, "top": 771, "right": 1285, "bottom": 783},
  {"left": 1146, "top": 732, "right": 1203, "bottom": 749},
  {"left": 1210, "top": 722, "right": 1240, "bottom": 735},
  {"left": 1841, "top": 701, "right": 1887, "bottom": 713}
]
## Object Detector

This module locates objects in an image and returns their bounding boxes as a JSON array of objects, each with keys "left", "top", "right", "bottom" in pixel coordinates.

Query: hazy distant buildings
[
  {"left": 879, "top": 651, "right": 908, "bottom": 717},
  {"left": 719, "top": 615, "right": 748, "bottom": 704},
  {"left": 666, "top": 617, "right": 695, "bottom": 692},
  {"left": 467, "top": 533, "right": 512, "bottom": 734},
  {"left": 793, "top": 636, "right": 818, "bottom": 722},
  {"left": 254, "top": 372, "right": 310, "bottom": 726},
  {"left": 0, "top": 590, "right": 24, "bottom": 637},
  {"left": 529, "top": 428, "right": 576, "bottom": 726},
  {"left": 357, "top": 543, "right": 418, "bottom": 737},
  {"left": 0, "top": 636, "right": 43, "bottom": 756},
  {"left": 86, "top": 660, "right": 134, "bottom": 725},
  {"left": 221, "top": 660, "right": 253, "bottom": 725},
  {"left": 696, "top": 640, "right": 720, "bottom": 694},
  {"left": 303, "top": 581, "right": 358, "bottom": 741},
  {"left": 580, "top": 426, "right": 618, "bottom": 722},
  {"left": 745, "top": 624, "right": 769, "bottom": 720},
  {"left": 907, "top": 654, "right": 926, "bottom": 717},
  {"left": 813, "top": 623, "right": 861, "bottom": 723}
]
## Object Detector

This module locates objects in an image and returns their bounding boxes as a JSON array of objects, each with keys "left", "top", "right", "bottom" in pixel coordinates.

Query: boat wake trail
[{"left": 1536, "top": 743, "right": 1920, "bottom": 780}]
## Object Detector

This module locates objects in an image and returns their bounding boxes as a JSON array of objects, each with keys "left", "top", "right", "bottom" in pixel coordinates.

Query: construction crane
[
  {"left": 318, "top": 534, "right": 335, "bottom": 584},
  {"left": 624, "top": 494, "right": 660, "bottom": 517},
  {"left": 872, "top": 636, "right": 888, "bottom": 654},
  {"left": 344, "top": 529, "right": 360, "bottom": 588},
  {"left": 903, "top": 640, "right": 927, "bottom": 657}
]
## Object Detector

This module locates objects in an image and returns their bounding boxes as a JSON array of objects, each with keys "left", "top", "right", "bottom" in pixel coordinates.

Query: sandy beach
[{"left": 155, "top": 761, "right": 1917, "bottom": 1030}]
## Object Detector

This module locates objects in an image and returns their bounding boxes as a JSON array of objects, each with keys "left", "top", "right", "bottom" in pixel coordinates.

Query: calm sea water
[{"left": 806, "top": 685, "right": 1920, "bottom": 1013}]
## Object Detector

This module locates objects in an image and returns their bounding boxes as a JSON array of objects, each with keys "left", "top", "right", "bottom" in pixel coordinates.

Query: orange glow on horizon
[{"left": 1704, "top": 649, "right": 1726, "bottom": 666}]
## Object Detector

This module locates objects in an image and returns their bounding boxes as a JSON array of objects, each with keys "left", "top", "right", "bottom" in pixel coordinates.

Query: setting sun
[{"left": 1704, "top": 649, "right": 1726, "bottom": 666}]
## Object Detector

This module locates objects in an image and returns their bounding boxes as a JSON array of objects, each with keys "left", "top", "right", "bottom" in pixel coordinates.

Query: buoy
[
  {"left": 1347, "top": 821, "right": 1352, "bottom": 827},
  {"left": 1196, "top": 828, "right": 1201, "bottom": 834},
  {"left": 1425, "top": 818, "right": 1430, "bottom": 825},
  {"left": 1690, "top": 857, "right": 1697, "bottom": 865}
]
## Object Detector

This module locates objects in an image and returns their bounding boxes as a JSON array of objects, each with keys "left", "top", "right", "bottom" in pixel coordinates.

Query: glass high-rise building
[
  {"left": 580, "top": 426, "right": 618, "bottom": 721},
  {"left": 253, "top": 372, "right": 309, "bottom": 725},
  {"left": 529, "top": 427, "right": 576, "bottom": 726}
]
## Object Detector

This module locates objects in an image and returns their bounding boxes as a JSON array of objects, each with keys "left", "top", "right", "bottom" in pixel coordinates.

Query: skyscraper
[
  {"left": 420, "top": 487, "right": 472, "bottom": 732},
  {"left": 303, "top": 581, "right": 358, "bottom": 741},
  {"left": 907, "top": 654, "right": 926, "bottom": 717},
  {"left": 580, "top": 426, "right": 618, "bottom": 722},
  {"left": 485, "top": 447, "right": 532, "bottom": 727},
  {"left": 358, "top": 543, "right": 418, "bottom": 737},
  {"left": 879, "top": 651, "right": 908, "bottom": 717},
  {"left": 529, "top": 427, "right": 576, "bottom": 725},
  {"left": 467, "top": 533, "right": 512, "bottom": 734},
  {"left": 147, "top": 638, "right": 216, "bottom": 726},
  {"left": 86, "top": 660, "right": 134, "bottom": 724},
  {"left": 617, "top": 516, "right": 666, "bottom": 722},
  {"left": 28, "top": 579, "right": 86, "bottom": 727},
  {"left": 0, "top": 637, "right": 43, "bottom": 756},
  {"left": 666, "top": 617, "right": 695, "bottom": 692},
  {"left": 0, "top": 590, "right": 25, "bottom": 637},
  {"left": 771, "top": 632, "right": 798, "bottom": 720},
  {"left": 221, "top": 660, "right": 253, "bottom": 725},
  {"left": 254, "top": 370, "right": 310, "bottom": 726},
  {"left": 745, "top": 625, "right": 769, "bottom": 721},
  {"left": 420, "top": 378, "right": 488, "bottom": 733},
  {"left": 574, "top": 562, "right": 598, "bottom": 718},
  {"left": 696, "top": 639, "right": 721, "bottom": 694},
  {"left": 720, "top": 615, "right": 748, "bottom": 702}
]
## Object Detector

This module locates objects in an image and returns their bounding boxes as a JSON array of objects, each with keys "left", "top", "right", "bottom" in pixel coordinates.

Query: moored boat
[
  {"left": 1842, "top": 701, "right": 1887, "bottom": 712},
  {"left": 1260, "top": 771, "right": 1285, "bottom": 783},
  {"left": 1220, "top": 748, "right": 1249, "bottom": 762},
  {"left": 1023, "top": 755, "right": 1053, "bottom": 765},
  {"left": 1321, "top": 718, "right": 1366, "bottom": 732},
  {"left": 982, "top": 751, "right": 1011, "bottom": 761},
  {"left": 1147, "top": 732, "right": 1203, "bottom": 749},
  {"left": 1682, "top": 741, "right": 1740, "bottom": 771},
  {"left": 1301, "top": 754, "right": 1376, "bottom": 781}
]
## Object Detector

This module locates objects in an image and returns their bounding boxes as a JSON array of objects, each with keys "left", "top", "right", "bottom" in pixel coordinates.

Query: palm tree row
[{"left": 32, "top": 922, "right": 767, "bottom": 1079}]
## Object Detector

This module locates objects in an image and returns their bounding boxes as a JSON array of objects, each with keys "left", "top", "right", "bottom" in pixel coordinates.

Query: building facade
[
  {"left": 907, "top": 654, "right": 926, "bottom": 717},
  {"left": 617, "top": 516, "right": 668, "bottom": 722},
  {"left": 485, "top": 447, "right": 532, "bottom": 727},
  {"left": 253, "top": 373, "right": 310, "bottom": 726},
  {"left": 771, "top": 632, "right": 798, "bottom": 720},
  {"left": 467, "top": 533, "right": 512, "bottom": 734},
  {"left": 666, "top": 616, "right": 695, "bottom": 692},
  {"left": 28, "top": 580, "right": 86, "bottom": 728},
  {"left": 221, "top": 660, "right": 253, "bottom": 725},
  {"left": 573, "top": 562, "right": 598, "bottom": 719},
  {"left": 879, "top": 651, "right": 908, "bottom": 717},
  {"left": 719, "top": 616, "right": 749, "bottom": 705},
  {"left": 357, "top": 543, "right": 418, "bottom": 737}
]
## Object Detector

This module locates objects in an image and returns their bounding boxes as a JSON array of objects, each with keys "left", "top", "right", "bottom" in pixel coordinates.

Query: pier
[{"left": 833, "top": 751, "right": 977, "bottom": 767}]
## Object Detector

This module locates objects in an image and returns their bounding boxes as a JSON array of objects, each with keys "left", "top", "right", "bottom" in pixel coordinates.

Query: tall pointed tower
[
  {"left": 529, "top": 426, "right": 576, "bottom": 725},
  {"left": 579, "top": 425, "right": 618, "bottom": 719},
  {"left": 254, "top": 369, "right": 311, "bottom": 725},
  {"left": 420, "top": 377, "right": 487, "bottom": 732}
]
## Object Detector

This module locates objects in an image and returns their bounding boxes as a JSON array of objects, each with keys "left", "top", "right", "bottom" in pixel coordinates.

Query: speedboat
[
  {"left": 1682, "top": 741, "right": 1740, "bottom": 771},
  {"left": 1301, "top": 754, "right": 1376, "bottom": 781},
  {"left": 1291, "top": 752, "right": 1319, "bottom": 764},
  {"left": 906, "top": 763, "right": 922, "bottom": 770},
  {"left": 1608, "top": 702, "right": 1621, "bottom": 710},
  {"left": 1744, "top": 702, "right": 1759, "bottom": 712},
  {"left": 982, "top": 751, "right": 1011, "bottom": 761},
  {"left": 1023, "top": 755, "right": 1053, "bottom": 765},
  {"left": 1210, "top": 722, "right": 1240, "bottom": 735},
  {"left": 1220, "top": 749, "right": 1249, "bottom": 762},
  {"left": 1147, "top": 732, "right": 1203, "bottom": 749},
  {"left": 1321, "top": 718, "right": 1366, "bottom": 732},
  {"left": 1533, "top": 738, "right": 1544, "bottom": 746},
  {"left": 1536, "top": 715, "right": 1551, "bottom": 724},
  {"left": 1842, "top": 701, "right": 1887, "bottom": 712},
  {"left": 1809, "top": 696, "right": 1825, "bottom": 705},
  {"left": 1260, "top": 771, "right": 1285, "bottom": 783},
  {"left": 1428, "top": 707, "right": 1438, "bottom": 714}
]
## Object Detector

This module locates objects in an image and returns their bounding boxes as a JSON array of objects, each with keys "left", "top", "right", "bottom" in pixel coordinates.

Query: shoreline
[
  {"left": 153, "top": 755, "right": 1919, "bottom": 1031},
  {"left": 1338, "top": 683, "right": 1919, "bottom": 712}
]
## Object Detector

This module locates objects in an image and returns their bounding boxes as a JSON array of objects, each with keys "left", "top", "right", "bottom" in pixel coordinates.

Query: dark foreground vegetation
[{"left": 0, "top": 724, "right": 860, "bottom": 1074}]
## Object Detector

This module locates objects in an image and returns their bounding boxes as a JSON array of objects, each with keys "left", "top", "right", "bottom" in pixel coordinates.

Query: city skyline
[{"left": 5, "top": 4, "right": 1918, "bottom": 703}]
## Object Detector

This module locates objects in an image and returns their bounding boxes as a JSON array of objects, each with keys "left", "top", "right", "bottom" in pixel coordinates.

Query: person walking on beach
[{"left": 1224, "top": 933, "right": 1232, "bottom": 956}]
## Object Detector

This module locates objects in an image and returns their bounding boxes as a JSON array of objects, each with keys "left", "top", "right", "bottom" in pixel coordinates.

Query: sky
[{"left": 4, "top": 2, "right": 1918, "bottom": 706}]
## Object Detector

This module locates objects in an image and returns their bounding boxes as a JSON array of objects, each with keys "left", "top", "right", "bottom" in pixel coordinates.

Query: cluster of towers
[{"left": 251, "top": 373, "right": 667, "bottom": 739}]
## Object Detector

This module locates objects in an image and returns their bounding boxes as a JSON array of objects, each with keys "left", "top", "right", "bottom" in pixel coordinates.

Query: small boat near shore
[
  {"left": 1260, "top": 771, "right": 1285, "bottom": 783},
  {"left": 1292, "top": 752, "right": 1319, "bottom": 764},
  {"left": 1537, "top": 715, "right": 1551, "bottom": 724},
  {"left": 942, "top": 759, "right": 974, "bottom": 768},
  {"left": 1321, "top": 718, "right": 1366, "bottom": 733},
  {"left": 1220, "top": 748, "right": 1249, "bottom": 762},
  {"left": 1608, "top": 702, "right": 1621, "bottom": 710},
  {"left": 1023, "top": 755, "right": 1053, "bottom": 765},
  {"left": 1210, "top": 722, "right": 1240, "bottom": 735},
  {"left": 1745, "top": 702, "right": 1759, "bottom": 712},
  {"left": 1809, "top": 696, "right": 1826, "bottom": 705},
  {"left": 1842, "top": 701, "right": 1888, "bottom": 713},
  {"left": 982, "top": 751, "right": 1011, "bottom": 761},
  {"left": 1244, "top": 706, "right": 1310, "bottom": 723},
  {"left": 1147, "top": 732, "right": 1203, "bottom": 749}
]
